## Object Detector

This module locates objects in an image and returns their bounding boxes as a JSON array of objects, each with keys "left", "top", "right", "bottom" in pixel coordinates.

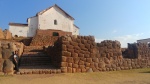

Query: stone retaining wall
[{"left": 47, "top": 36, "right": 150, "bottom": 73}]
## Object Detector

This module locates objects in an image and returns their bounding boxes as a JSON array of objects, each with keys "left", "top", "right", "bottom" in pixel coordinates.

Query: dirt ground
[{"left": 0, "top": 68, "right": 150, "bottom": 84}]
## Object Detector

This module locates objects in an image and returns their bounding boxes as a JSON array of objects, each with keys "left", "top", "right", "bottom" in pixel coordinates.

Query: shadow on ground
[{"left": 140, "top": 71, "right": 150, "bottom": 73}]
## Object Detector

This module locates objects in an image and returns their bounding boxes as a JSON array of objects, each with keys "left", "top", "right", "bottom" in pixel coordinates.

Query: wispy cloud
[
  {"left": 95, "top": 33, "right": 144, "bottom": 48},
  {"left": 112, "top": 30, "right": 117, "bottom": 33}
]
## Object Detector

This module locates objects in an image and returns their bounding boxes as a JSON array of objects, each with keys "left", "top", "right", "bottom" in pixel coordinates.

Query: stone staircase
[{"left": 19, "top": 46, "right": 60, "bottom": 74}]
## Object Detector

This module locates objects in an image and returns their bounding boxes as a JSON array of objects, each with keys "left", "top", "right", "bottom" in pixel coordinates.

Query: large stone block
[
  {"left": 3, "top": 59, "right": 14, "bottom": 75},
  {"left": 67, "top": 49, "right": 74, "bottom": 53},
  {"left": 61, "top": 62, "right": 68, "bottom": 67},
  {"left": 67, "top": 57, "right": 74, "bottom": 63},
  {"left": 73, "top": 64, "right": 78, "bottom": 68},
  {"left": 62, "top": 44, "right": 67, "bottom": 51},
  {"left": 85, "top": 62, "right": 91, "bottom": 67},
  {"left": 72, "top": 53, "right": 78, "bottom": 57},
  {"left": 2, "top": 49, "right": 13, "bottom": 59},
  {"left": 70, "top": 41, "right": 78, "bottom": 46},
  {"left": 67, "top": 44, "right": 74, "bottom": 49},
  {"left": 61, "top": 67, "right": 68, "bottom": 73},
  {"left": 78, "top": 53, "right": 84, "bottom": 57},
  {"left": 74, "top": 57, "right": 80, "bottom": 64},
  {"left": 62, "top": 56, "right": 67, "bottom": 62},
  {"left": 62, "top": 51, "right": 71, "bottom": 57},
  {"left": 86, "top": 58, "right": 92, "bottom": 63},
  {"left": 79, "top": 60, "right": 84, "bottom": 65},
  {"left": 98, "top": 61, "right": 105, "bottom": 68},
  {"left": 92, "top": 58, "right": 99, "bottom": 63}
]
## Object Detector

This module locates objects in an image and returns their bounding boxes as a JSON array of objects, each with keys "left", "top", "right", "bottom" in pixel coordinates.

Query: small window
[
  {"left": 54, "top": 20, "right": 57, "bottom": 25},
  {"left": 53, "top": 32, "right": 59, "bottom": 36}
]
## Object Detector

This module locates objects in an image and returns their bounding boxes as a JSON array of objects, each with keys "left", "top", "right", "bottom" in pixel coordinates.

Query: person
[{"left": 13, "top": 51, "right": 19, "bottom": 72}]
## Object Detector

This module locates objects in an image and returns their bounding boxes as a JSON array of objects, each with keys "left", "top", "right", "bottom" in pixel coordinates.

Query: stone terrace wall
[
  {"left": 30, "top": 29, "right": 73, "bottom": 46},
  {"left": 59, "top": 36, "right": 150, "bottom": 73},
  {"left": 30, "top": 35, "right": 59, "bottom": 46},
  {"left": 123, "top": 43, "right": 150, "bottom": 59},
  {"left": 45, "top": 35, "right": 150, "bottom": 73}
]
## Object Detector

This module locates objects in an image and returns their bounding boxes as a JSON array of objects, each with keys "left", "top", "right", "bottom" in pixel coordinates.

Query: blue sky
[{"left": 0, "top": 0, "right": 150, "bottom": 47}]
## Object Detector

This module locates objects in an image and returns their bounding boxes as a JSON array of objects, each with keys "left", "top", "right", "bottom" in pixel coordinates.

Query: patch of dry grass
[{"left": 0, "top": 68, "right": 150, "bottom": 84}]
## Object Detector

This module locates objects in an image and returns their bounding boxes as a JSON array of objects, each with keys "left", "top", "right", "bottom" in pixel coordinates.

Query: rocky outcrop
[
  {"left": 0, "top": 28, "right": 12, "bottom": 40},
  {"left": 0, "top": 41, "right": 24, "bottom": 75},
  {"left": 0, "top": 28, "right": 4, "bottom": 39}
]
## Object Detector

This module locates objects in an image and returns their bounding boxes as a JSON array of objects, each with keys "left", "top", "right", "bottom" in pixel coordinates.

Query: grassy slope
[{"left": 0, "top": 68, "right": 150, "bottom": 84}]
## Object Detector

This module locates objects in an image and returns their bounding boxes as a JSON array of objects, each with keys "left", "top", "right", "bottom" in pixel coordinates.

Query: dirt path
[{"left": 0, "top": 68, "right": 150, "bottom": 84}]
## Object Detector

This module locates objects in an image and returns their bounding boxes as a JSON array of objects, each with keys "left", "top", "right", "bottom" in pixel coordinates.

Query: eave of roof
[
  {"left": 9, "top": 23, "right": 28, "bottom": 27},
  {"left": 74, "top": 24, "right": 80, "bottom": 29},
  {"left": 36, "top": 4, "right": 75, "bottom": 20}
]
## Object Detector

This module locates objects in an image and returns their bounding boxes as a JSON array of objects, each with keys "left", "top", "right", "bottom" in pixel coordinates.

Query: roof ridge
[{"left": 36, "top": 4, "right": 74, "bottom": 20}]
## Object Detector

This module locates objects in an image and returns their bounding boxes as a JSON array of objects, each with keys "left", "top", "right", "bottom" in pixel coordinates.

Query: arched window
[
  {"left": 54, "top": 20, "right": 57, "bottom": 25},
  {"left": 53, "top": 32, "right": 59, "bottom": 36}
]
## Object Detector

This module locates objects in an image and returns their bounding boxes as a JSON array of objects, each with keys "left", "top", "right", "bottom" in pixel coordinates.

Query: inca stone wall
[
  {"left": 47, "top": 35, "right": 150, "bottom": 73},
  {"left": 46, "top": 38, "right": 62, "bottom": 68}
]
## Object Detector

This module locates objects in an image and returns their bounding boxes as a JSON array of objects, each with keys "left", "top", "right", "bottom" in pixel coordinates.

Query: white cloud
[
  {"left": 95, "top": 33, "right": 144, "bottom": 48},
  {"left": 112, "top": 30, "right": 117, "bottom": 33}
]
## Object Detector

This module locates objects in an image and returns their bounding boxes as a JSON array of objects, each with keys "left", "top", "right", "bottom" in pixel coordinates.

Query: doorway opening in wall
[
  {"left": 14, "top": 35, "right": 18, "bottom": 38},
  {"left": 53, "top": 32, "right": 59, "bottom": 36}
]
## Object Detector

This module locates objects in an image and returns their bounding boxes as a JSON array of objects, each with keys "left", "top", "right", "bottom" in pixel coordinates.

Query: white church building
[{"left": 9, "top": 4, "right": 79, "bottom": 37}]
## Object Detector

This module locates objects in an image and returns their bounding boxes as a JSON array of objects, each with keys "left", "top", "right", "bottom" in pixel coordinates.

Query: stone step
[
  {"left": 22, "top": 52, "right": 47, "bottom": 57},
  {"left": 24, "top": 46, "right": 43, "bottom": 49},
  {"left": 18, "top": 68, "right": 61, "bottom": 75},
  {"left": 20, "top": 56, "right": 51, "bottom": 58},
  {"left": 21, "top": 53, "right": 48, "bottom": 57},
  {"left": 23, "top": 49, "right": 43, "bottom": 52},
  {"left": 20, "top": 56, "right": 51, "bottom": 61},
  {"left": 20, "top": 59, "right": 51, "bottom": 62},
  {"left": 22, "top": 54, "right": 48, "bottom": 57},
  {"left": 20, "top": 63, "right": 52, "bottom": 66}
]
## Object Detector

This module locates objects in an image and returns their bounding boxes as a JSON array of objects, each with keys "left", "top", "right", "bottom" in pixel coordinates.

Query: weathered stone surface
[
  {"left": 0, "top": 28, "right": 4, "bottom": 39},
  {"left": 3, "top": 59, "right": 14, "bottom": 75},
  {"left": 3, "top": 29, "right": 12, "bottom": 39},
  {"left": 2, "top": 49, "right": 13, "bottom": 59}
]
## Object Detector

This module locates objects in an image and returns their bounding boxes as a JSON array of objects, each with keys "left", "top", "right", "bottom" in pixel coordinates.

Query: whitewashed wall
[
  {"left": 9, "top": 25, "right": 28, "bottom": 37},
  {"left": 27, "top": 16, "right": 38, "bottom": 37},
  {"left": 38, "top": 6, "right": 74, "bottom": 33},
  {"left": 9, "top": 5, "right": 80, "bottom": 37},
  {"left": 73, "top": 25, "right": 79, "bottom": 35}
]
